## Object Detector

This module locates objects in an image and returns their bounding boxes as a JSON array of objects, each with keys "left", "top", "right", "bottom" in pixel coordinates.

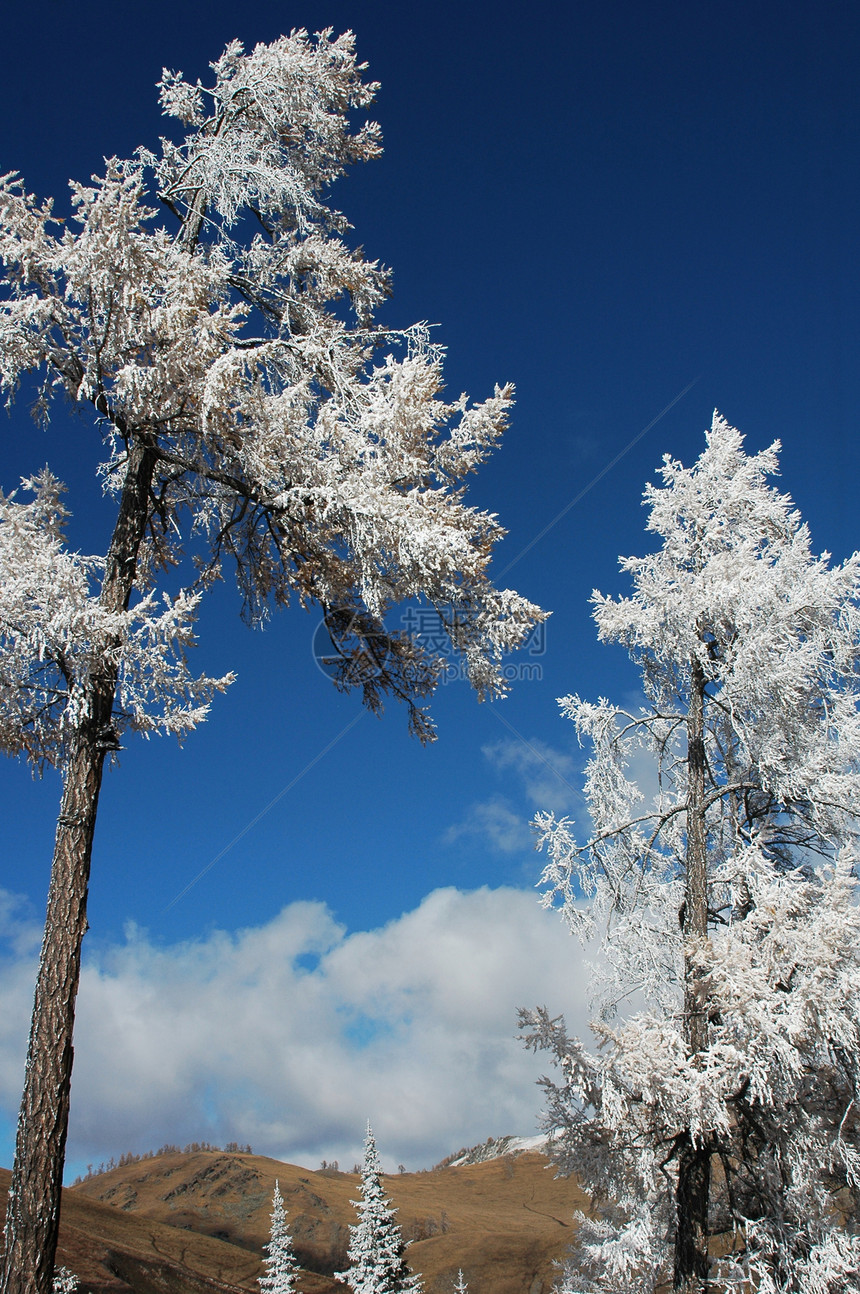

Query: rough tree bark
[
  {"left": 1, "top": 441, "right": 157, "bottom": 1294},
  {"left": 673, "top": 651, "right": 712, "bottom": 1294}
]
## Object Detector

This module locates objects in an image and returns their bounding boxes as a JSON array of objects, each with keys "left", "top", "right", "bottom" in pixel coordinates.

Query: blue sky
[{"left": 1, "top": 0, "right": 858, "bottom": 1176}]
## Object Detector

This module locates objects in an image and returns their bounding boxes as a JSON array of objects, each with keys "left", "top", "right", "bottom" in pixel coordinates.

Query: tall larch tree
[
  {"left": 337, "top": 1124, "right": 423, "bottom": 1293},
  {"left": 522, "top": 413, "right": 860, "bottom": 1293},
  {"left": 0, "top": 30, "right": 544, "bottom": 1293}
]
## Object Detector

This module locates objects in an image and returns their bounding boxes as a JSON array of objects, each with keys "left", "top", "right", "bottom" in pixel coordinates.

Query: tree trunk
[
  {"left": 674, "top": 651, "right": 711, "bottom": 1293},
  {"left": 1, "top": 441, "right": 157, "bottom": 1294},
  {"left": 0, "top": 733, "right": 105, "bottom": 1292}
]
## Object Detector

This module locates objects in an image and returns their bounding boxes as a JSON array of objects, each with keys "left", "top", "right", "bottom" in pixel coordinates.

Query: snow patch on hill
[{"left": 437, "top": 1135, "right": 548, "bottom": 1168}]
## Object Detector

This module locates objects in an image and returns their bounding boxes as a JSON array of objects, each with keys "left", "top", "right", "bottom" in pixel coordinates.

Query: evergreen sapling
[
  {"left": 259, "top": 1181, "right": 300, "bottom": 1294},
  {"left": 337, "top": 1125, "right": 423, "bottom": 1293}
]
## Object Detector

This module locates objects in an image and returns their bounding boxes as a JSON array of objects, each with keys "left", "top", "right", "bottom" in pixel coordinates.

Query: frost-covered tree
[
  {"left": 453, "top": 1270, "right": 469, "bottom": 1293},
  {"left": 259, "top": 1181, "right": 300, "bottom": 1294},
  {"left": 337, "top": 1124, "right": 423, "bottom": 1293},
  {"left": 522, "top": 414, "right": 860, "bottom": 1293},
  {"left": 0, "top": 31, "right": 543, "bottom": 1293},
  {"left": 51, "top": 1270, "right": 78, "bottom": 1294}
]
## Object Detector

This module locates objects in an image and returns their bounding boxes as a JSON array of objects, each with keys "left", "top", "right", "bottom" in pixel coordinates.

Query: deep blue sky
[{"left": 1, "top": 0, "right": 858, "bottom": 1173}]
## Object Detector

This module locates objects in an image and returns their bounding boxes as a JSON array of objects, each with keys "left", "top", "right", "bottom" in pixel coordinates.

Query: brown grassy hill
[
  {"left": 69, "top": 1147, "right": 589, "bottom": 1293},
  {"left": 0, "top": 1166, "right": 268, "bottom": 1294}
]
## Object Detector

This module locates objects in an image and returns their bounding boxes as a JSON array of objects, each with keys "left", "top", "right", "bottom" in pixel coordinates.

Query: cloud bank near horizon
[{"left": 0, "top": 885, "right": 591, "bottom": 1178}]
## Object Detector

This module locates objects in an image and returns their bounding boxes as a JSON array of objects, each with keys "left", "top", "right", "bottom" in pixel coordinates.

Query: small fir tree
[
  {"left": 453, "top": 1271, "right": 469, "bottom": 1293},
  {"left": 337, "top": 1125, "right": 423, "bottom": 1293},
  {"left": 259, "top": 1182, "right": 300, "bottom": 1294},
  {"left": 51, "top": 1271, "right": 77, "bottom": 1294}
]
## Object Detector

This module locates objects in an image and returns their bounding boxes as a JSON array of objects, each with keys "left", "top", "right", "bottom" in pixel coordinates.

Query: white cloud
[
  {"left": 0, "top": 892, "right": 41, "bottom": 1106},
  {"left": 482, "top": 736, "right": 584, "bottom": 818},
  {"left": 442, "top": 736, "right": 585, "bottom": 863},
  {"left": 442, "top": 798, "right": 533, "bottom": 854},
  {"left": 0, "top": 886, "right": 592, "bottom": 1178}
]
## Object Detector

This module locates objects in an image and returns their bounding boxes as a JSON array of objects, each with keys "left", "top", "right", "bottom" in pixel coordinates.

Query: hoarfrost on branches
[
  {"left": 337, "top": 1124, "right": 423, "bottom": 1294},
  {"left": 0, "top": 29, "right": 543, "bottom": 740},
  {"left": 0, "top": 471, "right": 233, "bottom": 767},
  {"left": 258, "top": 1181, "right": 300, "bottom": 1294},
  {"left": 522, "top": 414, "right": 860, "bottom": 1293},
  {"left": 0, "top": 29, "right": 545, "bottom": 1294}
]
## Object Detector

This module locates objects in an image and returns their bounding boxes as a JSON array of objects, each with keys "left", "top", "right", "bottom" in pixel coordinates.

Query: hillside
[
  {"left": 55, "top": 1145, "right": 588, "bottom": 1293},
  {"left": 0, "top": 1166, "right": 267, "bottom": 1294}
]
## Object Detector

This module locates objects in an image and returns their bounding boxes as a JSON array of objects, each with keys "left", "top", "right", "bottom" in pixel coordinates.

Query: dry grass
[{"left": 2, "top": 1147, "right": 592, "bottom": 1293}]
